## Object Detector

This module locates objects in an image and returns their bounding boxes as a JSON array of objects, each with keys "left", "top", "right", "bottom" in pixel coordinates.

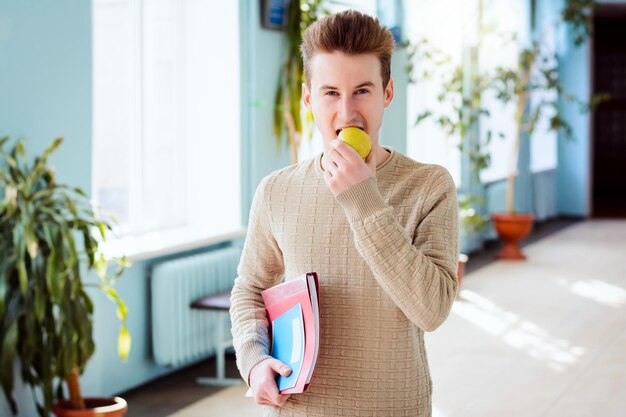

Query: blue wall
[
  {"left": 552, "top": 0, "right": 626, "bottom": 216},
  {"left": 554, "top": 0, "right": 626, "bottom": 216},
  {"left": 556, "top": 19, "right": 591, "bottom": 217},
  {"left": 0, "top": 0, "right": 92, "bottom": 193},
  {"left": 380, "top": 48, "right": 408, "bottom": 154},
  {"left": 240, "top": 0, "right": 292, "bottom": 224},
  {"left": 0, "top": 2, "right": 92, "bottom": 415}
]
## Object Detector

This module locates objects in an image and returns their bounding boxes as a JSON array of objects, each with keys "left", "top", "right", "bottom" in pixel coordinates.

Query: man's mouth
[{"left": 336, "top": 126, "right": 365, "bottom": 136}]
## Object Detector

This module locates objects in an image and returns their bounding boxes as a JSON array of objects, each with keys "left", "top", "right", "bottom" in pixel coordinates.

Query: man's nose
[{"left": 338, "top": 95, "right": 358, "bottom": 122}]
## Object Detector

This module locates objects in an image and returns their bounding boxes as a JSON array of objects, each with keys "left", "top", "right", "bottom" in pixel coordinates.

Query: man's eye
[
  {"left": 355, "top": 89, "right": 370, "bottom": 95},
  {"left": 324, "top": 91, "right": 338, "bottom": 96}
]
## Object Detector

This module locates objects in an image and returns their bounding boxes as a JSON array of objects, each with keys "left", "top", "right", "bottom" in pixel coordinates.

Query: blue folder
[{"left": 271, "top": 303, "right": 305, "bottom": 391}]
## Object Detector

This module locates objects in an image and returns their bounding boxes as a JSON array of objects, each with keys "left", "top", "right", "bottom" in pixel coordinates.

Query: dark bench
[
  {"left": 190, "top": 290, "right": 242, "bottom": 386},
  {"left": 191, "top": 291, "right": 232, "bottom": 311}
]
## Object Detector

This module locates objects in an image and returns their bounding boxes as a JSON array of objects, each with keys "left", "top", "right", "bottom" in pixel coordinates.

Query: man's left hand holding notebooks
[{"left": 245, "top": 272, "right": 320, "bottom": 396}]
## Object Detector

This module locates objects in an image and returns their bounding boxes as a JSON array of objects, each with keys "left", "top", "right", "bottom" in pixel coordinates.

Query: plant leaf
[
  {"left": 98, "top": 222, "right": 106, "bottom": 240},
  {"left": 17, "top": 259, "right": 27, "bottom": 294},
  {"left": 95, "top": 252, "right": 107, "bottom": 279},
  {"left": 34, "top": 288, "right": 45, "bottom": 323},
  {"left": 0, "top": 320, "right": 18, "bottom": 413},
  {"left": 117, "top": 325, "right": 131, "bottom": 362}
]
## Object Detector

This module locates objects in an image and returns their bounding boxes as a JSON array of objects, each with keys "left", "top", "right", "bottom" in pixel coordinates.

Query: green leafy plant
[
  {"left": 273, "top": 0, "right": 326, "bottom": 164},
  {"left": 0, "top": 136, "right": 131, "bottom": 416},
  {"left": 459, "top": 194, "right": 489, "bottom": 234},
  {"left": 406, "top": 38, "right": 492, "bottom": 233}
]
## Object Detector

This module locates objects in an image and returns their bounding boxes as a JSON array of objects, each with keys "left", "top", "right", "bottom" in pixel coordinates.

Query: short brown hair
[{"left": 301, "top": 10, "right": 395, "bottom": 89}]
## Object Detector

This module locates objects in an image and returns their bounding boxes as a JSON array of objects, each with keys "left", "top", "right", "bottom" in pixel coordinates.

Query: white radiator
[{"left": 151, "top": 245, "right": 242, "bottom": 367}]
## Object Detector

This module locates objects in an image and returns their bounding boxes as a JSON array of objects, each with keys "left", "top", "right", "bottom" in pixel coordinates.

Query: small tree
[{"left": 0, "top": 137, "right": 131, "bottom": 416}]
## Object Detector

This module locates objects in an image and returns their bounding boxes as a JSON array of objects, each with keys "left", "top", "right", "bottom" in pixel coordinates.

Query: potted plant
[{"left": 0, "top": 136, "right": 131, "bottom": 417}]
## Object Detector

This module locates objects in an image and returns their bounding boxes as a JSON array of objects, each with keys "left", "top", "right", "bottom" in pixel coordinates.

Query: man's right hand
[{"left": 249, "top": 358, "right": 292, "bottom": 407}]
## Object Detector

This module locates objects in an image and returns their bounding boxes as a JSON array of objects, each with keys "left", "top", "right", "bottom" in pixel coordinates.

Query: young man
[{"left": 230, "top": 10, "right": 459, "bottom": 416}]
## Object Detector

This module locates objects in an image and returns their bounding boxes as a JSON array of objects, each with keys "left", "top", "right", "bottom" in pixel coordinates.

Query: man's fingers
[
  {"left": 264, "top": 382, "right": 287, "bottom": 407},
  {"left": 331, "top": 139, "right": 361, "bottom": 164},
  {"left": 257, "top": 397, "right": 288, "bottom": 408},
  {"left": 256, "top": 385, "right": 278, "bottom": 405},
  {"left": 255, "top": 390, "right": 280, "bottom": 407},
  {"left": 323, "top": 154, "right": 338, "bottom": 176},
  {"left": 276, "top": 394, "right": 290, "bottom": 407},
  {"left": 271, "top": 393, "right": 290, "bottom": 408},
  {"left": 364, "top": 149, "right": 377, "bottom": 171},
  {"left": 327, "top": 161, "right": 338, "bottom": 176},
  {"left": 328, "top": 149, "right": 344, "bottom": 170},
  {"left": 270, "top": 391, "right": 282, "bottom": 405},
  {"left": 248, "top": 358, "right": 291, "bottom": 408},
  {"left": 269, "top": 359, "right": 292, "bottom": 376},
  {"left": 329, "top": 144, "right": 349, "bottom": 164}
]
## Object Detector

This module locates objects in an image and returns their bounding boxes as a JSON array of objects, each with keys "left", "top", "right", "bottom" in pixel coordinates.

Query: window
[
  {"left": 478, "top": 0, "right": 530, "bottom": 183},
  {"left": 92, "top": 0, "right": 242, "bottom": 258},
  {"left": 530, "top": 2, "right": 558, "bottom": 174},
  {"left": 405, "top": 0, "right": 465, "bottom": 185}
]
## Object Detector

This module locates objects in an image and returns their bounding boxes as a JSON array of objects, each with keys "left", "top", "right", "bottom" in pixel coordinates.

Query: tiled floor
[
  {"left": 119, "top": 217, "right": 626, "bottom": 417},
  {"left": 426, "top": 219, "right": 626, "bottom": 416}
]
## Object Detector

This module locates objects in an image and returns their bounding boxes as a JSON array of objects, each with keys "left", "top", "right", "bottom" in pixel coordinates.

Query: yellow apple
[{"left": 338, "top": 127, "right": 372, "bottom": 159}]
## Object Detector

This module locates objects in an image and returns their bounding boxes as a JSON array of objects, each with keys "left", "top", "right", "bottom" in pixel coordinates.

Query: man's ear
[
  {"left": 302, "top": 82, "right": 312, "bottom": 110},
  {"left": 383, "top": 78, "right": 394, "bottom": 108}
]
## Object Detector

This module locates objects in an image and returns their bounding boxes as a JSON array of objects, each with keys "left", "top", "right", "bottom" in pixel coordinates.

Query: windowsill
[{"left": 101, "top": 226, "right": 248, "bottom": 263}]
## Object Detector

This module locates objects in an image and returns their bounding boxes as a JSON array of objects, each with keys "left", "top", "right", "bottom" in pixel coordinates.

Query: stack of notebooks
[
  {"left": 247, "top": 272, "right": 320, "bottom": 395},
  {"left": 264, "top": 272, "right": 320, "bottom": 393}
]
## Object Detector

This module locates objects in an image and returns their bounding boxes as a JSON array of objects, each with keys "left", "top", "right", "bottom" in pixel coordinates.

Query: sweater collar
[{"left": 314, "top": 147, "right": 396, "bottom": 179}]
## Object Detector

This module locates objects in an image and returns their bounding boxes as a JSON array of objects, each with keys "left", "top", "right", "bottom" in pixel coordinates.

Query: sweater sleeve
[
  {"left": 335, "top": 166, "right": 459, "bottom": 332},
  {"left": 230, "top": 176, "right": 285, "bottom": 384}
]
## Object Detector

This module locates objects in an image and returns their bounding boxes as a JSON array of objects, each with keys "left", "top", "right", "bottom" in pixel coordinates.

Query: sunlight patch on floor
[
  {"left": 453, "top": 289, "right": 585, "bottom": 371},
  {"left": 432, "top": 405, "right": 448, "bottom": 417},
  {"left": 556, "top": 278, "right": 626, "bottom": 308}
]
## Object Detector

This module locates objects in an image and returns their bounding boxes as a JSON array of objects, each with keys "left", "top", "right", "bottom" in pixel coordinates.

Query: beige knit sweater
[{"left": 230, "top": 148, "right": 459, "bottom": 417}]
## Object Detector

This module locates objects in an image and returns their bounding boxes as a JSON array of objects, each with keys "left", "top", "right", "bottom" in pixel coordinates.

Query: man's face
[{"left": 303, "top": 51, "right": 394, "bottom": 150}]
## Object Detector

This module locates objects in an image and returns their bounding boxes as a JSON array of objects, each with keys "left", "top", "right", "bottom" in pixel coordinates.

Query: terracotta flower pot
[
  {"left": 53, "top": 397, "right": 127, "bottom": 417},
  {"left": 490, "top": 213, "right": 535, "bottom": 260}
]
